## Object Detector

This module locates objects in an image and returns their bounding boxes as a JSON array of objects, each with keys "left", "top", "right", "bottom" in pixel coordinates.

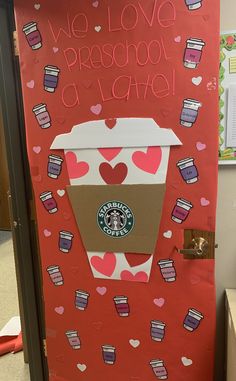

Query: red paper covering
[{"left": 14, "top": 1, "right": 219, "bottom": 380}]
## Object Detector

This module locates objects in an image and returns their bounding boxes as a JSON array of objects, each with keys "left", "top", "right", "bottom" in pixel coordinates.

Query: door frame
[{"left": 0, "top": 1, "right": 47, "bottom": 380}]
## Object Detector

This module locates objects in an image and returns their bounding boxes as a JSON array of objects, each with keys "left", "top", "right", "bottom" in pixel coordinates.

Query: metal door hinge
[
  {"left": 43, "top": 339, "right": 47, "bottom": 357},
  {"left": 13, "top": 31, "right": 19, "bottom": 56}
]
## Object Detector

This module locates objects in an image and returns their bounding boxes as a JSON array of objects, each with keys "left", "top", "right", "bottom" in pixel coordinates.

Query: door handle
[
  {"left": 177, "top": 237, "right": 209, "bottom": 257},
  {"left": 177, "top": 237, "right": 218, "bottom": 259}
]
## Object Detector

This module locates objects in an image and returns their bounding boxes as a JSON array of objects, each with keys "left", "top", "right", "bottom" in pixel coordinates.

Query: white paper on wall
[{"left": 227, "top": 85, "right": 236, "bottom": 147}]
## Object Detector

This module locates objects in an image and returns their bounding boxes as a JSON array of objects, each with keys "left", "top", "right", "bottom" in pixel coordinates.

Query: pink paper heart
[
  {"left": 96, "top": 286, "right": 107, "bottom": 295},
  {"left": 94, "top": 25, "right": 102, "bottom": 32},
  {"left": 90, "top": 103, "right": 102, "bottom": 115},
  {"left": 196, "top": 142, "right": 206, "bottom": 151},
  {"left": 53, "top": 47, "right": 59, "bottom": 53},
  {"left": 91, "top": 252, "right": 116, "bottom": 277},
  {"left": 132, "top": 147, "right": 162, "bottom": 174},
  {"left": 55, "top": 306, "right": 64, "bottom": 315},
  {"left": 27, "top": 80, "right": 35, "bottom": 89},
  {"left": 33, "top": 146, "right": 41, "bottom": 154},
  {"left": 120, "top": 271, "right": 148, "bottom": 283},
  {"left": 92, "top": 1, "right": 99, "bottom": 7},
  {"left": 98, "top": 148, "right": 122, "bottom": 161},
  {"left": 34, "top": 3, "right": 41, "bottom": 10},
  {"left": 65, "top": 151, "right": 89, "bottom": 179},
  {"left": 174, "top": 35, "right": 181, "bottom": 43},
  {"left": 201, "top": 197, "right": 210, "bottom": 206},
  {"left": 43, "top": 229, "right": 51, "bottom": 237},
  {"left": 153, "top": 298, "right": 165, "bottom": 307}
]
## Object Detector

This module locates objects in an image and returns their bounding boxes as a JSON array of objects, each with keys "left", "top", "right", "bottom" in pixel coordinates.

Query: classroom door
[{"left": 14, "top": 1, "right": 219, "bottom": 380}]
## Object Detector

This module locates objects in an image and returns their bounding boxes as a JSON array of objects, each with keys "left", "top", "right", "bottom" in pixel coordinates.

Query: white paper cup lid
[
  {"left": 187, "top": 38, "right": 205, "bottom": 46},
  {"left": 45, "top": 65, "right": 60, "bottom": 72},
  {"left": 23, "top": 22, "right": 37, "bottom": 31}
]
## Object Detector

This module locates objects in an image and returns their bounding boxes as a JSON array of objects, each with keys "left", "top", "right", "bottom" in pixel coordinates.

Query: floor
[{"left": 0, "top": 231, "right": 30, "bottom": 381}]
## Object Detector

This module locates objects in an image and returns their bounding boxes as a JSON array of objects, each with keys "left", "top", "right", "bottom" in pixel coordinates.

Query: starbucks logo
[{"left": 97, "top": 200, "right": 134, "bottom": 238}]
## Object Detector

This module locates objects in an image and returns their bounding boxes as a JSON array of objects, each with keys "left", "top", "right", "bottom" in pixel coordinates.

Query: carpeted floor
[{"left": 0, "top": 231, "right": 30, "bottom": 381}]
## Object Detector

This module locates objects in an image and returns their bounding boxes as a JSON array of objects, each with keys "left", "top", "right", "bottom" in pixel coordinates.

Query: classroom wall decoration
[
  {"left": 14, "top": 1, "right": 220, "bottom": 380},
  {"left": 219, "top": 31, "right": 236, "bottom": 164}
]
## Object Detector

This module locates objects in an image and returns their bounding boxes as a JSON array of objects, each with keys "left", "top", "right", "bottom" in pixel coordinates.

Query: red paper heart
[
  {"left": 99, "top": 162, "right": 128, "bottom": 184},
  {"left": 132, "top": 147, "right": 162, "bottom": 174},
  {"left": 124, "top": 253, "right": 151, "bottom": 268},
  {"left": 98, "top": 148, "right": 122, "bottom": 161},
  {"left": 120, "top": 270, "right": 148, "bottom": 282},
  {"left": 105, "top": 118, "right": 117, "bottom": 129},
  {"left": 65, "top": 151, "right": 89, "bottom": 179},
  {"left": 90, "top": 252, "right": 116, "bottom": 277}
]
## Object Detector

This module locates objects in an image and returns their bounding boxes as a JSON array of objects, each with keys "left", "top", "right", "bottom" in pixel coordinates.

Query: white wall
[{"left": 216, "top": 2, "right": 236, "bottom": 380}]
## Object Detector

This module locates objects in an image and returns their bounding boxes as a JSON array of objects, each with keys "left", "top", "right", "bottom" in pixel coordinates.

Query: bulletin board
[
  {"left": 219, "top": 30, "right": 236, "bottom": 164},
  {"left": 14, "top": 1, "right": 219, "bottom": 381}
]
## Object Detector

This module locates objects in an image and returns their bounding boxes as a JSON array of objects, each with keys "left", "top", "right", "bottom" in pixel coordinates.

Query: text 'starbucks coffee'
[{"left": 97, "top": 201, "right": 134, "bottom": 238}]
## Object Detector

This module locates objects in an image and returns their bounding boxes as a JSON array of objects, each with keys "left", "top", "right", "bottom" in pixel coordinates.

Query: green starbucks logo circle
[{"left": 97, "top": 200, "right": 134, "bottom": 238}]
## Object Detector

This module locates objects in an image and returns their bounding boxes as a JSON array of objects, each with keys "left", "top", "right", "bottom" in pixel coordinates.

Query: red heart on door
[
  {"left": 90, "top": 252, "right": 116, "bottom": 277},
  {"left": 99, "top": 162, "right": 128, "bottom": 184},
  {"left": 98, "top": 148, "right": 122, "bottom": 161},
  {"left": 132, "top": 147, "right": 162, "bottom": 174},
  {"left": 65, "top": 151, "right": 89, "bottom": 179},
  {"left": 124, "top": 253, "right": 151, "bottom": 268},
  {"left": 120, "top": 270, "right": 148, "bottom": 282},
  {"left": 105, "top": 118, "right": 117, "bottom": 129}
]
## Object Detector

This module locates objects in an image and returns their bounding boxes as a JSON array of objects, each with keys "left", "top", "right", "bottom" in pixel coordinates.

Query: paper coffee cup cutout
[{"left": 51, "top": 118, "right": 182, "bottom": 273}]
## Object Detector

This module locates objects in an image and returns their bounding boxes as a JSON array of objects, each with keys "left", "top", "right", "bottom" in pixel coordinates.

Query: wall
[{"left": 216, "top": 1, "right": 236, "bottom": 380}]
